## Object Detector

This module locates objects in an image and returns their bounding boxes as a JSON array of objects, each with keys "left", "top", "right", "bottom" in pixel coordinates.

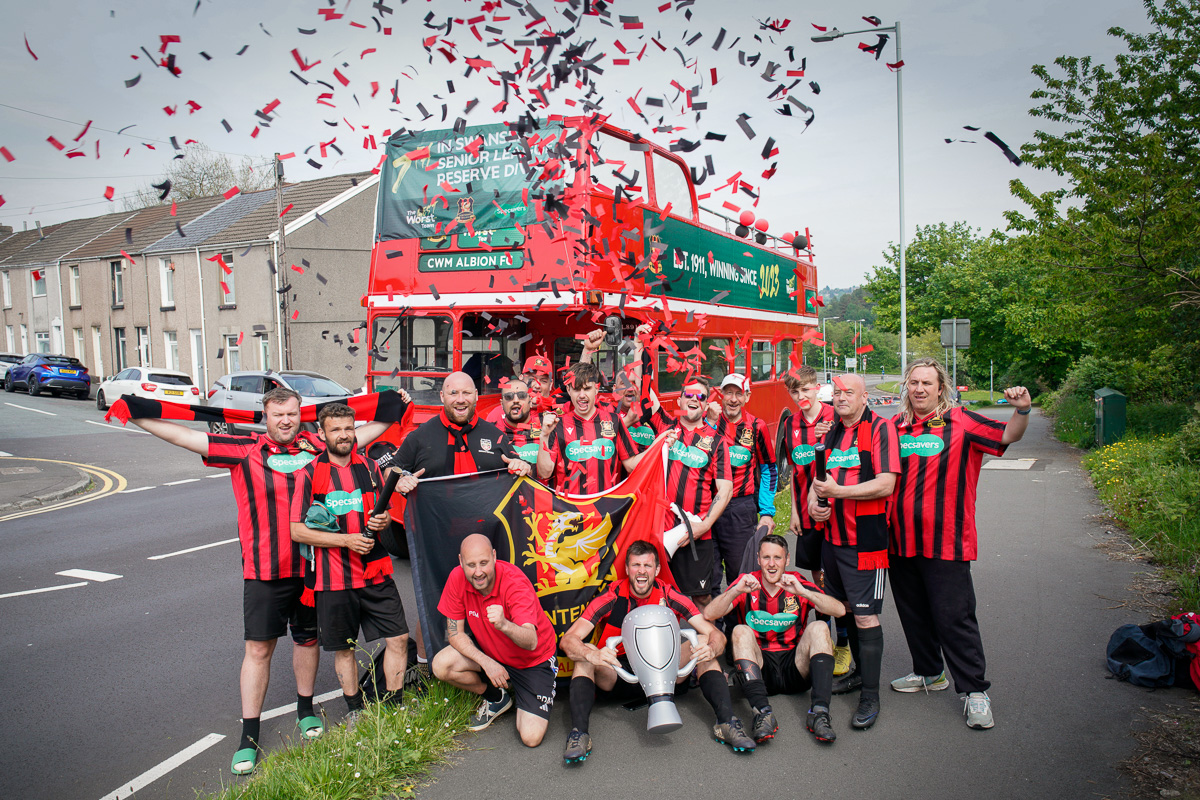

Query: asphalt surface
[{"left": 0, "top": 389, "right": 1187, "bottom": 799}]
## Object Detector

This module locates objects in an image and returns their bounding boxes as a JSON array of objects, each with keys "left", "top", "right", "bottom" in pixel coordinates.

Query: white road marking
[
  {"left": 259, "top": 688, "right": 343, "bottom": 722},
  {"left": 97, "top": 733, "right": 225, "bottom": 800},
  {"left": 163, "top": 478, "right": 201, "bottom": 486},
  {"left": 120, "top": 486, "right": 155, "bottom": 494},
  {"left": 0, "top": 582, "right": 88, "bottom": 600},
  {"left": 982, "top": 459, "right": 1037, "bottom": 471},
  {"left": 84, "top": 419, "right": 150, "bottom": 435},
  {"left": 147, "top": 538, "right": 238, "bottom": 560},
  {"left": 4, "top": 402, "right": 55, "bottom": 416},
  {"left": 56, "top": 568, "right": 122, "bottom": 582},
  {"left": 0, "top": 450, "right": 12, "bottom": 456},
  {"left": 206, "top": 473, "right": 230, "bottom": 478}
]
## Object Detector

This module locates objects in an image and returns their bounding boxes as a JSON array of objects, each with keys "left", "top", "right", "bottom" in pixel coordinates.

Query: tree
[
  {"left": 124, "top": 143, "right": 273, "bottom": 209},
  {"left": 1006, "top": 0, "right": 1200, "bottom": 360}
]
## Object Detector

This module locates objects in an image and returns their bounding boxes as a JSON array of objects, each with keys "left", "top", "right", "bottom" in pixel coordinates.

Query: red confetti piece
[
  {"left": 163, "top": 105, "right": 177, "bottom": 116},
  {"left": 223, "top": 186, "right": 240, "bottom": 199},
  {"left": 333, "top": 68, "right": 350, "bottom": 86},
  {"left": 104, "top": 186, "right": 115, "bottom": 200},
  {"left": 186, "top": 100, "right": 201, "bottom": 113},
  {"left": 291, "top": 310, "right": 300, "bottom": 321},
  {"left": 170, "top": 200, "right": 177, "bottom": 216},
  {"left": 47, "top": 136, "right": 65, "bottom": 151},
  {"left": 24, "top": 34, "right": 38, "bottom": 60},
  {"left": 236, "top": 332, "right": 244, "bottom": 346},
  {"left": 119, "top": 249, "right": 137, "bottom": 264},
  {"left": 0, "top": 147, "right": 13, "bottom": 163},
  {"left": 856, "top": 344, "right": 875, "bottom": 354},
  {"left": 74, "top": 120, "right": 92, "bottom": 142},
  {"left": 279, "top": 203, "right": 293, "bottom": 217},
  {"left": 291, "top": 263, "right": 304, "bottom": 274}
]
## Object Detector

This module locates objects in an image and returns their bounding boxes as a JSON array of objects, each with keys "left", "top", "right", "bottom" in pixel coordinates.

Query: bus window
[
  {"left": 370, "top": 314, "right": 452, "bottom": 404},
  {"left": 751, "top": 341, "right": 774, "bottom": 382},
  {"left": 776, "top": 339, "right": 794, "bottom": 376},
  {"left": 554, "top": 337, "right": 636, "bottom": 389},
  {"left": 702, "top": 337, "right": 731, "bottom": 385},
  {"left": 657, "top": 340, "right": 699, "bottom": 394},
  {"left": 651, "top": 152, "right": 695, "bottom": 219},
  {"left": 591, "top": 132, "right": 646, "bottom": 199},
  {"left": 462, "top": 313, "right": 525, "bottom": 395}
]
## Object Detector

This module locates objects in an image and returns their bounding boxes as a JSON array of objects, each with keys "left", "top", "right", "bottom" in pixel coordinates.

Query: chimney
[
  {"left": 0, "top": 224, "right": 11, "bottom": 235},
  {"left": 36, "top": 221, "right": 44, "bottom": 239}
]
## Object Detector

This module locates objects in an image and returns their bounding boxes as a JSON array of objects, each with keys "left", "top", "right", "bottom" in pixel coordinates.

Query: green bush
[
  {"left": 1050, "top": 395, "right": 1097, "bottom": 449},
  {"left": 1126, "top": 403, "right": 1192, "bottom": 437},
  {"left": 1179, "top": 418, "right": 1200, "bottom": 464}
]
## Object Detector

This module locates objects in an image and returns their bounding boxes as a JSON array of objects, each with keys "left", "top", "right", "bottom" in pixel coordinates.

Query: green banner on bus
[
  {"left": 644, "top": 211, "right": 798, "bottom": 315},
  {"left": 377, "top": 122, "right": 563, "bottom": 242}
]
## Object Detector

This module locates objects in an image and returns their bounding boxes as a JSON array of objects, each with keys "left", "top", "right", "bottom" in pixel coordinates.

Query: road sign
[
  {"left": 845, "top": 357, "right": 857, "bottom": 371},
  {"left": 940, "top": 318, "right": 970, "bottom": 349}
]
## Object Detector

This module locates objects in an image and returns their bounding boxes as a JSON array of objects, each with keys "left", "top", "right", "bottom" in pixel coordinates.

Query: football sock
[
  {"left": 736, "top": 659, "right": 771, "bottom": 713},
  {"left": 809, "top": 653, "right": 835, "bottom": 709},
  {"left": 858, "top": 625, "right": 884, "bottom": 700},
  {"left": 344, "top": 691, "right": 365, "bottom": 712},
  {"left": 481, "top": 682, "right": 503, "bottom": 703},
  {"left": 699, "top": 669, "right": 734, "bottom": 725},
  {"left": 569, "top": 676, "right": 596, "bottom": 734}
]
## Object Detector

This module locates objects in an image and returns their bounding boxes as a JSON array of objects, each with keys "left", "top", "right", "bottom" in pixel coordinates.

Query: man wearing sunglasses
[
  {"left": 649, "top": 376, "right": 734, "bottom": 610},
  {"left": 495, "top": 378, "right": 542, "bottom": 466}
]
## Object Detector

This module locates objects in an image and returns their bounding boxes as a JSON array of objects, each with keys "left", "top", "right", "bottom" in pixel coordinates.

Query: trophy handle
[
  {"left": 677, "top": 628, "right": 700, "bottom": 677},
  {"left": 605, "top": 636, "right": 640, "bottom": 683}
]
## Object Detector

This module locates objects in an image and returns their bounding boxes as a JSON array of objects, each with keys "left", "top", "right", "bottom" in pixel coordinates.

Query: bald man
[
  {"left": 809, "top": 372, "right": 899, "bottom": 731},
  {"left": 433, "top": 534, "right": 558, "bottom": 745}
]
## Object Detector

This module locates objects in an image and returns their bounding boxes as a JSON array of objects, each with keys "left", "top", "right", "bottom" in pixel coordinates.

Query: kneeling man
[
  {"left": 433, "top": 534, "right": 558, "bottom": 747},
  {"left": 559, "top": 540, "right": 755, "bottom": 765},
  {"left": 706, "top": 534, "right": 845, "bottom": 744}
]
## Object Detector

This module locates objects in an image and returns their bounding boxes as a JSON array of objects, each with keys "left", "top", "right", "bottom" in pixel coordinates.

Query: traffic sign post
[{"left": 940, "top": 319, "right": 970, "bottom": 402}]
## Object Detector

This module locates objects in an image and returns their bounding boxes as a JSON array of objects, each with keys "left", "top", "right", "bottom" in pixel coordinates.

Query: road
[{"left": 0, "top": 390, "right": 1183, "bottom": 799}]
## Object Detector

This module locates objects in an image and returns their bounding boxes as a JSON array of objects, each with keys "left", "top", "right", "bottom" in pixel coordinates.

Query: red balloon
[
  {"left": 781, "top": 231, "right": 795, "bottom": 245},
  {"left": 754, "top": 218, "right": 769, "bottom": 232},
  {"left": 738, "top": 210, "right": 755, "bottom": 226}
]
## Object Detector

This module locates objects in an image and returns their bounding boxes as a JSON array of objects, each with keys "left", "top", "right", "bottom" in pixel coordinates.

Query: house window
[
  {"left": 35, "top": 331, "right": 50, "bottom": 353},
  {"left": 160, "top": 258, "right": 175, "bottom": 308},
  {"left": 114, "top": 327, "right": 128, "bottom": 371},
  {"left": 258, "top": 334, "right": 271, "bottom": 370},
  {"left": 136, "top": 326, "right": 150, "bottom": 366},
  {"left": 19, "top": 324, "right": 28, "bottom": 355},
  {"left": 111, "top": 260, "right": 124, "bottom": 307},
  {"left": 32, "top": 270, "right": 47, "bottom": 298},
  {"left": 1, "top": 271, "right": 10, "bottom": 307},
  {"left": 73, "top": 328, "right": 85, "bottom": 360},
  {"left": 224, "top": 334, "right": 241, "bottom": 371},
  {"left": 218, "top": 252, "right": 235, "bottom": 306},
  {"left": 164, "top": 331, "right": 179, "bottom": 371},
  {"left": 69, "top": 265, "right": 81, "bottom": 307}
]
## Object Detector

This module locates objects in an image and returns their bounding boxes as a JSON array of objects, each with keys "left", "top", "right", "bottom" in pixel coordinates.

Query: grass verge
[{"left": 203, "top": 680, "right": 476, "bottom": 800}]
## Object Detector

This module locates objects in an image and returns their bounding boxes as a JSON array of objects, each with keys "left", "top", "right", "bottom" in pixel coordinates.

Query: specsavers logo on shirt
[
  {"left": 728, "top": 445, "right": 753, "bottom": 467},
  {"left": 628, "top": 424, "right": 655, "bottom": 447},
  {"left": 791, "top": 443, "right": 816, "bottom": 466},
  {"left": 266, "top": 452, "right": 317, "bottom": 474},
  {"left": 900, "top": 433, "right": 945, "bottom": 458},
  {"left": 828, "top": 446, "right": 861, "bottom": 469},
  {"left": 566, "top": 438, "right": 616, "bottom": 462},
  {"left": 746, "top": 609, "right": 798, "bottom": 634},
  {"left": 514, "top": 442, "right": 540, "bottom": 464},
  {"left": 669, "top": 439, "right": 710, "bottom": 468},
  {"left": 324, "top": 489, "right": 364, "bottom": 514}
]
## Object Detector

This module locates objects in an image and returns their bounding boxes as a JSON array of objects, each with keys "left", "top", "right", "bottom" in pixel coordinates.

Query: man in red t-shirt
[
  {"left": 290, "top": 404, "right": 410, "bottom": 726},
  {"left": 887, "top": 358, "right": 1031, "bottom": 731},
  {"left": 558, "top": 541, "right": 754, "bottom": 764},
  {"left": 130, "top": 387, "right": 396, "bottom": 774},
  {"left": 809, "top": 373, "right": 899, "bottom": 732},
  {"left": 705, "top": 534, "right": 846, "bottom": 744},
  {"left": 432, "top": 534, "right": 558, "bottom": 746}
]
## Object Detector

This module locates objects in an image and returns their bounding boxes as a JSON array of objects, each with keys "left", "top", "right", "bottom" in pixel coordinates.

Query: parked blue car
[{"left": 3, "top": 354, "right": 91, "bottom": 399}]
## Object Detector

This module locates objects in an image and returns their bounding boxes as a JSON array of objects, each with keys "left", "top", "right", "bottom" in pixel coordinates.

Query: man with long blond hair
[{"left": 887, "top": 357, "right": 1031, "bottom": 730}]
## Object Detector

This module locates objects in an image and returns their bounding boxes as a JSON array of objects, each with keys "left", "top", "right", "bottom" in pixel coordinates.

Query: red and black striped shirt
[
  {"left": 497, "top": 417, "right": 543, "bottom": 467},
  {"left": 823, "top": 409, "right": 900, "bottom": 548},
  {"left": 781, "top": 404, "right": 837, "bottom": 530},
  {"left": 728, "top": 570, "right": 821, "bottom": 652},
  {"left": 203, "top": 430, "right": 324, "bottom": 581},
  {"left": 711, "top": 411, "right": 774, "bottom": 499},
  {"left": 890, "top": 407, "right": 1008, "bottom": 561},
  {"left": 289, "top": 456, "right": 385, "bottom": 592},
  {"left": 546, "top": 407, "right": 641, "bottom": 495},
  {"left": 582, "top": 578, "right": 699, "bottom": 655},
  {"left": 650, "top": 408, "right": 732, "bottom": 539}
]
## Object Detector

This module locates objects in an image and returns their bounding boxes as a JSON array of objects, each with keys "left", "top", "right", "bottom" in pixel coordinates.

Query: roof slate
[
  {"left": 0, "top": 212, "right": 134, "bottom": 268},
  {"left": 144, "top": 189, "right": 276, "bottom": 253},
  {"left": 71, "top": 196, "right": 225, "bottom": 260}
]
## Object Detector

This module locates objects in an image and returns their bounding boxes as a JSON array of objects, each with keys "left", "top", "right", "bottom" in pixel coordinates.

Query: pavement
[{"left": 0, "top": 456, "right": 92, "bottom": 512}]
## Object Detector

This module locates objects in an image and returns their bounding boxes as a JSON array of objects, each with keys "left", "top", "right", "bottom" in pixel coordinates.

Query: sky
[{"left": 0, "top": 0, "right": 1154, "bottom": 290}]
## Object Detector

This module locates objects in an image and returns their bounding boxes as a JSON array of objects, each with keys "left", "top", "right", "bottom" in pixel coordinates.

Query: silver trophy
[{"left": 606, "top": 604, "right": 699, "bottom": 734}]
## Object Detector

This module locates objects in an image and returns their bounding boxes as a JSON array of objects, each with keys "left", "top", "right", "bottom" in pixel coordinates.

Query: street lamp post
[
  {"left": 852, "top": 319, "right": 865, "bottom": 373},
  {"left": 813, "top": 22, "right": 907, "bottom": 377},
  {"left": 822, "top": 315, "right": 840, "bottom": 379}
]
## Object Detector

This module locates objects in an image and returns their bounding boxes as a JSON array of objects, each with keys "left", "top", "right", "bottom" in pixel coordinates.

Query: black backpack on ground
[{"left": 1106, "top": 612, "right": 1200, "bottom": 689}]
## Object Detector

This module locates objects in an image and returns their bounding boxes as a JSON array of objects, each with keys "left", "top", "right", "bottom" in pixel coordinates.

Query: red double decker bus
[{"left": 365, "top": 117, "right": 819, "bottom": 452}]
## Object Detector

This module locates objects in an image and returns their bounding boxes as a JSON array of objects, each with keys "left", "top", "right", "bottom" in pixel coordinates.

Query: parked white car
[
  {"left": 0, "top": 353, "right": 21, "bottom": 380},
  {"left": 96, "top": 367, "right": 200, "bottom": 410}
]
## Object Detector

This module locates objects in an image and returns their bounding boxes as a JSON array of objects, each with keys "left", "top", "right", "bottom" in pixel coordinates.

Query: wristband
[{"left": 1017, "top": 408, "right": 1031, "bottom": 416}]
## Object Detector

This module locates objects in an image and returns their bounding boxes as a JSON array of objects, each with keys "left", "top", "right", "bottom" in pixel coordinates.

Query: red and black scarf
[
  {"left": 300, "top": 450, "right": 393, "bottom": 606},
  {"left": 104, "top": 390, "right": 412, "bottom": 427},
  {"left": 440, "top": 410, "right": 482, "bottom": 474}
]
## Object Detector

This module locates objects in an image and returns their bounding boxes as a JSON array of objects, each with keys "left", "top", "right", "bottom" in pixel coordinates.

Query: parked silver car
[{"left": 204, "top": 370, "right": 352, "bottom": 435}]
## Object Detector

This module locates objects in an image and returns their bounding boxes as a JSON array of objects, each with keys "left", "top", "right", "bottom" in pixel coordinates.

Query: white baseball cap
[{"left": 720, "top": 374, "right": 749, "bottom": 392}]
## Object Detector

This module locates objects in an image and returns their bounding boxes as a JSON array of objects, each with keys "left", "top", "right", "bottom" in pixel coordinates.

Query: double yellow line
[{"left": 0, "top": 457, "right": 127, "bottom": 523}]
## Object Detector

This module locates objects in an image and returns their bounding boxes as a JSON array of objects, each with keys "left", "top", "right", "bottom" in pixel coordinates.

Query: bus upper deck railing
[{"left": 697, "top": 205, "right": 813, "bottom": 258}]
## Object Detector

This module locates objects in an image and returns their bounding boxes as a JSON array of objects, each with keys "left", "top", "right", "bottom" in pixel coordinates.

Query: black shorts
[
  {"left": 316, "top": 578, "right": 409, "bottom": 651},
  {"left": 244, "top": 577, "right": 317, "bottom": 644},
  {"left": 762, "top": 648, "right": 812, "bottom": 695},
  {"left": 794, "top": 527, "right": 824, "bottom": 572},
  {"left": 598, "top": 655, "right": 655, "bottom": 702},
  {"left": 670, "top": 538, "right": 716, "bottom": 597},
  {"left": 821, "top": 542, "right": 887, "bottom": 615},
  {"left": 490, "top": 656, "right": 557, "bottom": 720},
  {"left": 711, "top": 495, "right": 759, "bottom": 587}
]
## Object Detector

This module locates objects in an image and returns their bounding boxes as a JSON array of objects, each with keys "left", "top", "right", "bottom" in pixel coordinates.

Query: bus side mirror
[{"left": 604, "top": 315, "right": 623, "bottom": 347}]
